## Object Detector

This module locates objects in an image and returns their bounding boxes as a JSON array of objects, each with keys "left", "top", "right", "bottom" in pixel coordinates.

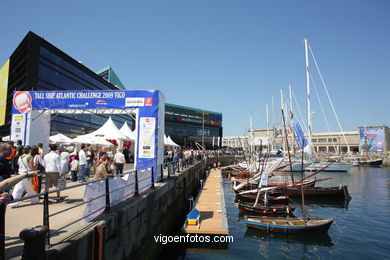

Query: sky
[{"left": 1, "top": 0, "right": 389, "bottom": 136}]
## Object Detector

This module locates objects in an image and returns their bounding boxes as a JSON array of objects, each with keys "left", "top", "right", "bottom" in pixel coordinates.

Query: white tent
[
  {"left": 167, "top": 135, "right": 180, "bottom": 147},
  {"left": 1, "top": 136, "right": 9, "bottom": 141},
  {"left": 49, "top": 133, "right": 73, "bottom": 144},
  {"left": 72, "top": 117, "right": 129, "bottom": 146},
  {"left": 120, "top": 122, "right": 136, "bottom": 140}
]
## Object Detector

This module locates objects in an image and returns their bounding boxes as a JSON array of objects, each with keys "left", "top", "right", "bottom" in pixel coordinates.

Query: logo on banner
[
  {"left": 13, "top": 91, "right": 32, "bottom": 114},
  {"left": 145, "top": 98, "right": 153, "bottom": 106},
  {"left": 96, "top": 99, "right": 107, "bottom": 105},
  {"left": 125, "top": 97, "right": 145, "bottom": 107}
]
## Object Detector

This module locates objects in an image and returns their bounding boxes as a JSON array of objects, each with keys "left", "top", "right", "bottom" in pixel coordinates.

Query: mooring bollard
[{"left": 19, "top": 225, "right": 48, "bottom": 260}]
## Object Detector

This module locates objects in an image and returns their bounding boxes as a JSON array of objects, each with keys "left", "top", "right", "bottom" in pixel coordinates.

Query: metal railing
[{"left": 0, "top": 155, "right": 209, "bottom": 259}]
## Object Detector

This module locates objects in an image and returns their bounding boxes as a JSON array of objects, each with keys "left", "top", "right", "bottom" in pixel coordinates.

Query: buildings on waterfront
[
  {"left": 223, "top": 125, "right": 390, "bottom": 153},
  {"left": 0, "top": 31, "right": 222, "bottom": 148}
]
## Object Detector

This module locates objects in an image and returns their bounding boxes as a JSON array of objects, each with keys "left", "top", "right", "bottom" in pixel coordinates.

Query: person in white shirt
[
  {"left": 78, "top": 144, "right": 87, "bottom": 182},
  {"left": 113, "top": 149, "right": 125, "bottom": 175},
  {"left": 44, "top": 144, "right": 63, "bottom": 201}
]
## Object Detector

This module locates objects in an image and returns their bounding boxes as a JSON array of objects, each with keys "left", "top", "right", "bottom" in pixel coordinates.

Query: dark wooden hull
[
  {"left": 276, "top": 186, "right": 351, "bottom": 200},
  {"left": 245, "top": 216, "right": 333, "bottom": 233},
  {"left": 238, "top": 202, "right": 295, "bottom": 216},
  {"left": 237, "top": 194, "right": 290, "bottom": 204},
  {"left": 358, "top": 159, "right": 383, "bottom": 167}
]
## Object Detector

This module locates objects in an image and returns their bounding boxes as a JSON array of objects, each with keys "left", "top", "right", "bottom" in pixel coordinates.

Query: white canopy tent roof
[
  {"left": 49, "top": 133, "right": 73, "bottom": 144},
  {"left": 167, "top": 136, "right": 180, "bottom": 147},
  {"left": 120, "top": 122, "right": 136, "bottom": 140},
  {"left": 72, "top": 117, "right": 129, "bottom": 146}
]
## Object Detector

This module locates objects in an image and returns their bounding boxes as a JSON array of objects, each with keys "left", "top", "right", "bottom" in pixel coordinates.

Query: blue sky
[{"left": 1, "top": 1, "right": 389, "bottom": 136}]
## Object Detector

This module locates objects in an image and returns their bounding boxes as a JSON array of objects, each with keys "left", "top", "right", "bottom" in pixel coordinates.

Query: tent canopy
[
  {"left": 49, "top": 133, "right": 72, "bottom": 144},
  {"left": 120, "top": 122, "right": 136, "bottom": 140},
  {"left": 72, "top": 117, "right": 129, "bottom": 146}
]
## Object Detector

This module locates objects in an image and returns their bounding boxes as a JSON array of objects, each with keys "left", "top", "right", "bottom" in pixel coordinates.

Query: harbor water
[{"left": 183, "top": 167, "right": 390, "bottom": 259}]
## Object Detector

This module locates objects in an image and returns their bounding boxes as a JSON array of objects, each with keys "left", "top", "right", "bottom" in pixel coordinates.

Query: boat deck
[{"left": 182, "top": 168, "right": 229, "bottom": 235}]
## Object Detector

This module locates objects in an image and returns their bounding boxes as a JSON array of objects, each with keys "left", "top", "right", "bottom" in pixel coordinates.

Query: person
[
  {"left": 44, "top": 144, "right": 63, "bottom": 201},
  {"left": 31, "top": 146, "right": 44, "bottom": 193},
  {"left": 93, "top": 156, "right": 112, "bottom": 180},
  {"left": 37, "top": 143, "right": 44, "bottom": 157},
  {"left": 78, "top": 144, "right": 87, "bottom": 182},
  {"left": 122, "top": 147, "right": 130, "bottom": 163},
  {"left": 85, "top": 145, "right": 93, "bottom": 178},
  {"left": 70, "top": 155, "right": 79, "bottom": 182},
  {"left": 6, "top": 141, "right": 17, "bottom": 172},
  {"left": 0, "top": 142, "right": 14, "bottom": 182},
  {"left": 113, "top": 148, "right": 125, "bottom": 175},
  {"left": 60, "top": 146, "right": 70, "bottom": 175},
  {"left": 9, "top": 146, "right": 39, "bottom": 207}
]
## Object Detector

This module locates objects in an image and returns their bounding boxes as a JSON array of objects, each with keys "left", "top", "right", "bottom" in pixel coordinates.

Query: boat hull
[
  {"left": 276, "top": 186, "right": 351, "bottom": 200},
  {"left": 245, "top": 216, "right": 333, "bottom": 233}
]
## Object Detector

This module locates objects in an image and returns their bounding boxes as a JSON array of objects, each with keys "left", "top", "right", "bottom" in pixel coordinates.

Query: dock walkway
[{"left": 182, "top": 168, "right": 228, "bottom": 235}]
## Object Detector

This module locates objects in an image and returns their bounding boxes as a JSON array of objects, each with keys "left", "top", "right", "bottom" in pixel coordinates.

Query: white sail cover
[
  {"left": 49, "top": 133, "right": 72, "bottom": 144},
  {"left": 120, "top": 122, "right": 136, "bottom": 140}
]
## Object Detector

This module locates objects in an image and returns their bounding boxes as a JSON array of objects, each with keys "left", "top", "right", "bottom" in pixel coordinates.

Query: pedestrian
[
  {"left": 44, "top": 144, "right": 63, "bottom": 202},
  {"left": 37, "top": 143, "right": 44, "bottom": 157},
  {"left": 78, "top": 144, "right": 87, "bottom": 182},
  {"left": 60, "top": 146, "right": 70, "bottom": 175},
  {"left": 9, "top": 146, "right": 39, "bottom": 207},
  {"left": 85, "top": 145, "right": 94, "bottom": 178},
  {"left": 0, "top": 142, "right": 14, "bottom": 182},
  {"left": 113, "top": 148, "right": 125, "bottom": 175},
  {"left": 93, "top": 155, "right": 112, "bottom": 180},
  {"left": 70, "top": 155, "right": 79, "bottom": 182},
  {"left": 31, "top": 146, "right": 44, "bottom": 193}
]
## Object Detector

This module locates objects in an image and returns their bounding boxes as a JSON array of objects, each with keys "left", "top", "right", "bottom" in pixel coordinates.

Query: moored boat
[
  {"left": 276, "top": 185, "right": 351, "bottom": 200},
  {"left": 245, "top": 216, "right": 333, "bottom": 233},
  {"left": 238, "top": 202, "right": 295, "bottom": 216}
]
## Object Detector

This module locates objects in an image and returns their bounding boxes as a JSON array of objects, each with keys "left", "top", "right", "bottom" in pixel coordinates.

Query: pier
[{"left": 182, "top": 168, "right": 229, "bottom": 237}]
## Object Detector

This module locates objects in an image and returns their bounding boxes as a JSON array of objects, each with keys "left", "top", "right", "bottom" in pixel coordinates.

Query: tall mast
[
  {"left": 304, "top": 38, "right": 312, "bottom": 154},
  {"left": 280, "top": 89, "right": 285, "bottom": 151},
  {"left": 289, "top": 84, "right": 295, "bottom": 152},
  {"left": 272, "top": 96, "right": 275, "bottom": 151},
  {"left": 266, "top": 104, "right": 270, "bottom": 151}
]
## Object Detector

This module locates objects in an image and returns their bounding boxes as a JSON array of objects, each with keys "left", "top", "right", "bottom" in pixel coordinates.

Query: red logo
[
  {"left": 13, "top": 91, "right": 32, "bottom": 114},
  {"left": 145, "top": 98, "right": 153, "bottom": 106}
]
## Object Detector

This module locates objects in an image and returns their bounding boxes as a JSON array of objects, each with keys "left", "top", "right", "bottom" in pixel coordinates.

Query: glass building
[{"left": 0, "top": 31, "right": 223, "bottom": 148}]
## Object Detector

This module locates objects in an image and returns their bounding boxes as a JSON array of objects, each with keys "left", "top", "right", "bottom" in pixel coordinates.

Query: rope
[{"left": 308, "top": 44, "right": 351, "bottom": 152}]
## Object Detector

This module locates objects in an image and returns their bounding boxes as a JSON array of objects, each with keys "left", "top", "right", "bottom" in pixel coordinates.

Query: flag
[{"left": 294, "top": 122, "right": 307, "bottom": 149}]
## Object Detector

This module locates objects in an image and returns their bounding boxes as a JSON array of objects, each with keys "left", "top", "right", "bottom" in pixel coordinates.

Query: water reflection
[{"left": 244, "top": 228, "right": 334, "bottom": 247}]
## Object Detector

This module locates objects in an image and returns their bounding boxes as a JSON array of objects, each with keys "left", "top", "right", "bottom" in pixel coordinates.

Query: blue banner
[
  {"left": 11, "top": 90, "right": 162, "bottom": 173},
  {"left": 294, "top": 122, "right": 307, "bottom": 149}
]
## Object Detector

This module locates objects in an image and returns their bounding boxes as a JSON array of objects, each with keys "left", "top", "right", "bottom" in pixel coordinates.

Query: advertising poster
[
  {"left": 10, "top": 114, "right": 27, "bottom": 142},
  {"left": 0, "top": 59, "right": 10, "bottom": 126},
  {"left": 138, "top": 117, "right": 156, "bottom": 158},
  {"left": 359, "top": 127, "right": 384, "bottom": 152}
]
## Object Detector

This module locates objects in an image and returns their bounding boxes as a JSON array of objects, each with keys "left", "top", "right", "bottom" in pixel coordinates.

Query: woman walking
[{"left": 9, "top": 146, "right": 39, "bottom": 207}]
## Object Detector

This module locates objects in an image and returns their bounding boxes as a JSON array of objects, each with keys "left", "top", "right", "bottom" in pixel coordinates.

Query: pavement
[{"left": 5, "top": 163, "right": 136, "bottom": 259}]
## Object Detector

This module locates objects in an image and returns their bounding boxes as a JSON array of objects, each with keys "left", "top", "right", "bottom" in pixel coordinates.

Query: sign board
[{"left": 10, "top": 90, "right": 165, "bottom": 175}]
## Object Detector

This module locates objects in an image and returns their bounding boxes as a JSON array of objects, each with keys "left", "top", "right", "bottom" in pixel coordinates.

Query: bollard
[
  {"left": 151, "top": 167, "right": 155, "bottom": 188},
  {"left": 188, "top": 196, "right": 194, "bottom": 212},
  {"left": 134, "top": 170, "right": 139, "bottom": 195},
  {"left": 43, "top": 192, "right": 50, "bottom": 245},
  {"left": 104, "top": 177, "right": 110, "bottom": 212},
  {"left": 19, "top": 226, "right": 48, "bottom": 260}
]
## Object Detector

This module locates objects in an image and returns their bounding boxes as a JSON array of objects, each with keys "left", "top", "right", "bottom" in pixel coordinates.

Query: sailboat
[{"left": 244, "top": 39, "right": 334, "bottom": 234}]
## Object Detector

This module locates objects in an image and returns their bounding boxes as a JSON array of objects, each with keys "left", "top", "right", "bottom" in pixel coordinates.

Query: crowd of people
[{"left": 0, "top": 140, "right": 132, "bottom": 207}]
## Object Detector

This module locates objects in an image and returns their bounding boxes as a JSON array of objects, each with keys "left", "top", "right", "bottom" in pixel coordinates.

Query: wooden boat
[
  {"left": 276, "top": 185, "right": 351, "bottom": 200},
  {"left": 238, "top": 202, "right": 295, "bottom": 216},
  {"left": 245, "top": 216, "right": 333, "bottom": 233},
  {"left": 358, "top": 159, "right": 383, "bottom": 167},
  {"left": 237, "top": 194, "right": 290, "bottom": 204}
]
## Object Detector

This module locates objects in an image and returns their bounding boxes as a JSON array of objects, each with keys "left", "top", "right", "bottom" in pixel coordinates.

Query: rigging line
[
  {"left": 310, "top": 73, "right": 338, "bottom": 153},
  {"left": 291, "top": 88, "right": 317, "bottom": 155},
  {"left": 308, "top": 44, "right": 350, "bottom": 152}
]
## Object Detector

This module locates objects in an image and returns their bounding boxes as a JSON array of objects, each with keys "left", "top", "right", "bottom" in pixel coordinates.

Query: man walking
[
  {"left": 44, "top": 144, "right": 63, "bottom": 201},
  {"left": 113, "top": 148, "right": 125, "bottom": 175},
  {"left": 78, "top": 144, "right": 87, "bottom": 182}
]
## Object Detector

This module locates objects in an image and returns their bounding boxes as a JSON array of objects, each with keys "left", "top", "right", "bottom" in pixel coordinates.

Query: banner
[
  {"left": 10, "top": 90, "right": 163, "bottom": 170},
  {"left": 0, "top": 59, "right": 10, "bottom": 126},
  {"left": 294, "top": 122, "right": 307, "bottom": 149},
  {"left": 359, "top": 127, "right": 385, "bottom": 152}
]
